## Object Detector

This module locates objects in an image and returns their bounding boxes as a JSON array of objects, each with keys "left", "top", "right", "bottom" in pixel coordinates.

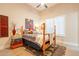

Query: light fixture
[
  {"left": 36, "top": 3, "right": 48, "bottom": 8},
  {"left": 40, "top": 3, "right": 45, "bottom": 6}
]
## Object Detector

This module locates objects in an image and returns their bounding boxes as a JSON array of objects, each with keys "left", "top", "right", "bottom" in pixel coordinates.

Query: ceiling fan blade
[
  {"left": 36, "top": 4, "right": 41, "bottom": 8},
  {"left": 44, "top": 4, "right": 48, "bottom": 8}
]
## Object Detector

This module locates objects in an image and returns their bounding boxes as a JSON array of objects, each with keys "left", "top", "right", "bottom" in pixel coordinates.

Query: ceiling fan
[{"left": 36, "top": 3, "right": 48, "bottom": 8}]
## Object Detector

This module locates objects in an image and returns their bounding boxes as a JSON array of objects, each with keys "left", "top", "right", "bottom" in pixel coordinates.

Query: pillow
[
  {"left": 16, "top": 29, "right": 21, "bottom": 35},
  {"left": 24, "top": 29, "right": 29, "bottom": 34}
]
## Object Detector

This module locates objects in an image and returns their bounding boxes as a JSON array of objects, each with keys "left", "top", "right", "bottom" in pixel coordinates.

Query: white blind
[
  {"left": 45, "top": 16, "right": 65, "bottom": 36},
  {"left": 46, "top": 19, "right": 54, "bottom": 33},
  {"left": 54, "top": 16, "right": 65, "bottom": 36}
]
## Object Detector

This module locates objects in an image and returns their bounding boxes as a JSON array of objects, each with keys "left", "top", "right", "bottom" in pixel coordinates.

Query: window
[
  {"left": 46, "top": 19, "right": 54, "bottom": 33},
  {"left": 45, "top": 16, "right": 65, "bottom": 36},
  {"left": 54, "top": 16, "right": 65, "bottom": 36}
]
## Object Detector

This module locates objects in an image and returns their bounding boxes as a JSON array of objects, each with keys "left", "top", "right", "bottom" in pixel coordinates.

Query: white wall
[
  {"left": 0, "top": 3, "right": 41, "bottom": 50},
  {"left": 65, "top": 12, "right": 78, "bottom": 47}
]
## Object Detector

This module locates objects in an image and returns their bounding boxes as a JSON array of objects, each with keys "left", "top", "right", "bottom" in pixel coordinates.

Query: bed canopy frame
[
  {"left": 41, "top": 23, "right": 56, "bottom": 55},
  {"left": 22, "top": 23, "right": 56, "bottom": 55}
]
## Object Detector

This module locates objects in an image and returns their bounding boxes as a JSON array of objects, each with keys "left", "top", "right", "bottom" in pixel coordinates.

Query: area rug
[{"left": 25, "top": 45, "right": 66, "bottom": 56}]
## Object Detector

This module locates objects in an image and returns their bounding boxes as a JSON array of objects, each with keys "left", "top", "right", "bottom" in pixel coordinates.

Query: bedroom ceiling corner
[{"left": 28, "top": 3, "right": 57, "bottom": 12}]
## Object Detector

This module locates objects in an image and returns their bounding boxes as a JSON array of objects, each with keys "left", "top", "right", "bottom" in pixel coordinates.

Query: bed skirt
[{"left": 22, "top": 38, "right": 42, "bottom": 51}]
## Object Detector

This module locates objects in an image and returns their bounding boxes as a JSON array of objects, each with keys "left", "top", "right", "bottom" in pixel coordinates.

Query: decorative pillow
[{"left": 24, "top": 29, "right": 29, "bottom": 34}]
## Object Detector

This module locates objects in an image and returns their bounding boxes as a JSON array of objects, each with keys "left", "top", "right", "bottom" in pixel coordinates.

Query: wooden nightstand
[{"left": 10, "top": 38, "right": 23, "bottom": 49}]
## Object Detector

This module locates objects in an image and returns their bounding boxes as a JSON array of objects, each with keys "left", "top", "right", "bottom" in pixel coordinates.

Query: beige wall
[
  {"left": 0, "top": 3, "right": 41, "bottom": 50},
  {"left": 65, "top": 12, "right": 78, "bottom": 47},
  {"left": 0, "top": 3, "right": 79, "bottom": 50},
  {"left": 40, "top": 3, "right": 79, "bottom": 50},
  {"left": 41, "top": 3, "right": 79, "bottom": 19}
]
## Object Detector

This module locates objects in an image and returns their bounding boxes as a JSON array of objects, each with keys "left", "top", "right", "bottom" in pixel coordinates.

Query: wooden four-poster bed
[{"left": 22, "top": 23, "right": 56, "bottom": 55}]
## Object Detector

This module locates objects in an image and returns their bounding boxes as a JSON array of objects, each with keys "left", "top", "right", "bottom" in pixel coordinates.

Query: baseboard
[
  {"left": 63, "top": 41, "right": 78, "bottom": 47},
  {"left": 62, "top": 41, "right": 79, "bottom": 51}
]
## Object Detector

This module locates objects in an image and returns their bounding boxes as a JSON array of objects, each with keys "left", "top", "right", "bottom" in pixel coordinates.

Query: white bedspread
[{"left": 35, "top": 35, "right": 49, "bottom": 47}]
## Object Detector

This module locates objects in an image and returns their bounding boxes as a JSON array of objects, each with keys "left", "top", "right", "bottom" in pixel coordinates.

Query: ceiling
[{"left": 28, "top": 3, "right": 57, "bottom": 11}]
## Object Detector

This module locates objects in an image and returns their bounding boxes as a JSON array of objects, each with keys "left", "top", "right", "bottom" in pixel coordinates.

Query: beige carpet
[
  {"left": 11, "top": 47, "right": 34, "bottom": 56},
  {"left": 0, "top": 45, "right": 66, "bottom": 56},
  {"left": 0, "top": 47, "right": 34, "bottom": 56}
]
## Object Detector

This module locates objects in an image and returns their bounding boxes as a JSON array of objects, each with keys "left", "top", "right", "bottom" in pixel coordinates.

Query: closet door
[
  {"left": 0, "top": 15, "right": 8, "bottom": 37},
  {"left": 0, "top": 17, "right": 1, "bottom": 37}
]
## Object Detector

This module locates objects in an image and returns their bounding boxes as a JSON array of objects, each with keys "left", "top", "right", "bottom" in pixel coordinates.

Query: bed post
[
  {"left": 53, "top": 25, "right": 56, "bottom": 50},
  {"left": 42, "top": 23, "right": 45, "bottom": 55},
  {"left": 20, "top": 26, "right": 23, "bottom": 35}
]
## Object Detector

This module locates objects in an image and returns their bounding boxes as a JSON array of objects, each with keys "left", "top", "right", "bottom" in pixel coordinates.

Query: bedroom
[{"left": 0, "top": 3, "right": 79, "bottom": 56}]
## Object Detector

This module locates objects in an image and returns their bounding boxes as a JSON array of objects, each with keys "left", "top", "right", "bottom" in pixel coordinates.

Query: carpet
[
  {"left": 0, "top": 47, "right": 34, "bottom": 56},
  {"left": 25, "top": 45, "right": 66, "bottom": 56},
  {"left": 0, "top": 45, "right": 66, "bottom": 56}
]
